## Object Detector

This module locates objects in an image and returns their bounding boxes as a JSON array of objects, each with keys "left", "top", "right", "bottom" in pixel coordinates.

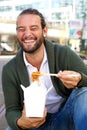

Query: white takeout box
[{"left": 21, "top": 81, "right": 47, "bottom": 117}]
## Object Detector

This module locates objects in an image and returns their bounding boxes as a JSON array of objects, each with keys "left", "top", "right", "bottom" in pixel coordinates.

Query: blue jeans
[{"left": 6, "top": 87, "right": 87, "bottom": 130}]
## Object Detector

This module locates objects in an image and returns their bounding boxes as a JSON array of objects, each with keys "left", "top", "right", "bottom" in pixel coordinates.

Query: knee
[
  {"left": 72, "top": 87, "right": 87, "bottom": 118},
  {"left": 5, "top": 127, "right": 14, "bottom": 130}
]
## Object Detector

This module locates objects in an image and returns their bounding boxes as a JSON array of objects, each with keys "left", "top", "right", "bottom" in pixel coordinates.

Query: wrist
[{"left": 17, "top": 118, "right": 26, "bottom": 129}]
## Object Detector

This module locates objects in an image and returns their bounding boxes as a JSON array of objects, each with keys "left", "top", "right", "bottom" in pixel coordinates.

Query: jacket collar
[
  {"left": 44, "top": 39, "right": 55, "bottom": 74},
  {"left": 16, "top": 48, "right": 30, "bottom": 87}
]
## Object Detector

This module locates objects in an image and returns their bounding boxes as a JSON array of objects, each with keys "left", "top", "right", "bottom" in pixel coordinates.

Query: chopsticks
[
  {"left": 42, "top": 73, "right": 57, "bottom": 76},
  {"left": 32, "top": 72, "right": 57, "bottom": 77}
]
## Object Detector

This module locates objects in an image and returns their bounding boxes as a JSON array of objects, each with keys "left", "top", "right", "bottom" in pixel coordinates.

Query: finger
[{"left": 60, "top": 78, "right": 78, "bottom": 88}]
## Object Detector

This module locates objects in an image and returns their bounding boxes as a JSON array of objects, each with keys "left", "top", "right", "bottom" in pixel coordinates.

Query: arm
[
  {"left": 2, "top": 60, "right": 47, "bottom": 130},
  {"left": 2, "top": 62, "right": 23, "bottom": 130},
  {"left": 57, "top": 70, "right": 82, "bottom": 89},
  {"left": 56, "top": 45, "right": 87, "bottom": 88}
]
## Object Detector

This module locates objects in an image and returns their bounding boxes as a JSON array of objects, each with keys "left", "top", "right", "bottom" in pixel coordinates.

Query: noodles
[{"left": 31, "top": 71, "right": 41, "bottom": 82}]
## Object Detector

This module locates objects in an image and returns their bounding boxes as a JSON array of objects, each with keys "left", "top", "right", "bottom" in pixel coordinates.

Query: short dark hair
[{"left": 17, "top": 8, "right": 46, "bottom": 29}]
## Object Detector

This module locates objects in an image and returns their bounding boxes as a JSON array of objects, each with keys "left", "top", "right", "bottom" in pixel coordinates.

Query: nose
[{"left": 24, "top": 28, "right": 32, "bottom": 37}]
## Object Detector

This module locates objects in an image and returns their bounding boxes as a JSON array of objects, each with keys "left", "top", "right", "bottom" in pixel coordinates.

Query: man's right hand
[{"left": 17, "top": 105, "right": 47, "bottom": 129}]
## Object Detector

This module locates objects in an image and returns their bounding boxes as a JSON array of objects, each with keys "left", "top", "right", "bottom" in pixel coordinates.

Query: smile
[{"left": 24, "top": 39, "right": 35, "bottom": 43}]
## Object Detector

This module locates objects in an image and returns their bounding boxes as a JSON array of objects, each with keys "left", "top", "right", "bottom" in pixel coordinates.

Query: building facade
[{"left": 0, "top": 0, "right": 87, "bottom": 54}]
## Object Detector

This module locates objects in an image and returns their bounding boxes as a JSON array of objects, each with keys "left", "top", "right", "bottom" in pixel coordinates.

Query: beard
[{"left": 17, "top": 36, "right": 45, "bottom": 54}]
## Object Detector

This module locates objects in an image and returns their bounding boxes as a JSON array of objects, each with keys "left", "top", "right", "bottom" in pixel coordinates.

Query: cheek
[
  {"left": 17, "top": 33, "right": 23, "bottom": 39},
  {"left": 36, "top": 32, "right": 43, "bottom": 38}
]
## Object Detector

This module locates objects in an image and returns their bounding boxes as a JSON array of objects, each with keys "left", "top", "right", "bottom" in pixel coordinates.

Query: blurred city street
[{"left": 0, "top": 55, "right": 14, "bottom": 130}]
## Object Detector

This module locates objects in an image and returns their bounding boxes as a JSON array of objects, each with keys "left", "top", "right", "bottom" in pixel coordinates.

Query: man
[{"left": 2, "top": 8, "right": 87, "bottom": 130}]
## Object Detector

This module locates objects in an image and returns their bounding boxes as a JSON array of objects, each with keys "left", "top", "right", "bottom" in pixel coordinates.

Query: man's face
[{"left": 16, "top": 14, "right": 47, "bottom": 53}]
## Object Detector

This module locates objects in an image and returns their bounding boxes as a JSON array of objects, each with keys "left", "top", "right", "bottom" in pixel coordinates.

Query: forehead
[{"left": 17, "top": 14, "right": 41, "bottom": 26}]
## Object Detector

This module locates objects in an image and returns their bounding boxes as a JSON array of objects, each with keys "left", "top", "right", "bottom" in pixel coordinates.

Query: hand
[
  {"left": 17, "top": 105, "right": 47, "bottom": 129},
  {"left": 57, "top": 70, "right": 82, "bottom": 89}
]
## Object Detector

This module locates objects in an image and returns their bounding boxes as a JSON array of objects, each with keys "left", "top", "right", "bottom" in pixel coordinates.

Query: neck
[{"left": 25, "top": 44, "right": 44, "bottom": 70}]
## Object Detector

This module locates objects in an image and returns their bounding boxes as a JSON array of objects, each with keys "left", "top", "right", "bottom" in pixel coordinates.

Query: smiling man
[{"left": 2, "top": 8, "right": 87, "bottom": 130}]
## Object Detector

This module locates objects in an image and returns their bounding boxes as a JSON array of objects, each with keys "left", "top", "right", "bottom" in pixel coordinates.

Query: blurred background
[
  {"left": 0, "top": 0, "right": 87, "bottom": 56},
  {"left": 0, "top": 0, "right": 87, "bottom": 130}
]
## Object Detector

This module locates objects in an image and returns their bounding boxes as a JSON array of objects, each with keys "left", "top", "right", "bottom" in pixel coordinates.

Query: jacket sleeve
[
  {"left": 66, "top": 46, "right": 87, "bottom": 88},
  {"left": 2, "top": 60, "right": 23, "bottom": 130},
  {"left": 55, "top": 44, "right": 87, "bottom": 88}
]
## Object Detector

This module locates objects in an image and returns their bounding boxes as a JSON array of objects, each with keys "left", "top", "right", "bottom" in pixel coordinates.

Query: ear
[{"left": 43, "top": 26, "right": 48, "bottom": 37}]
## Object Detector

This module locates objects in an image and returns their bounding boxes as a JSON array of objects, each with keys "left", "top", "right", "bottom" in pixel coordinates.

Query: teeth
[{"left": 24, "top": 40, "right": 34, "bottom": 43}]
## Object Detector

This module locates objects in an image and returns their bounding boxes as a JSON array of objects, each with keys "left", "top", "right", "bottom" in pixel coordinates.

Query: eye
[
  {"left": 16, "top": 27, "right": 26, "bottom": 32},
  {"left": 31, "top": 26, "right": 38, "bottom": 31}
]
